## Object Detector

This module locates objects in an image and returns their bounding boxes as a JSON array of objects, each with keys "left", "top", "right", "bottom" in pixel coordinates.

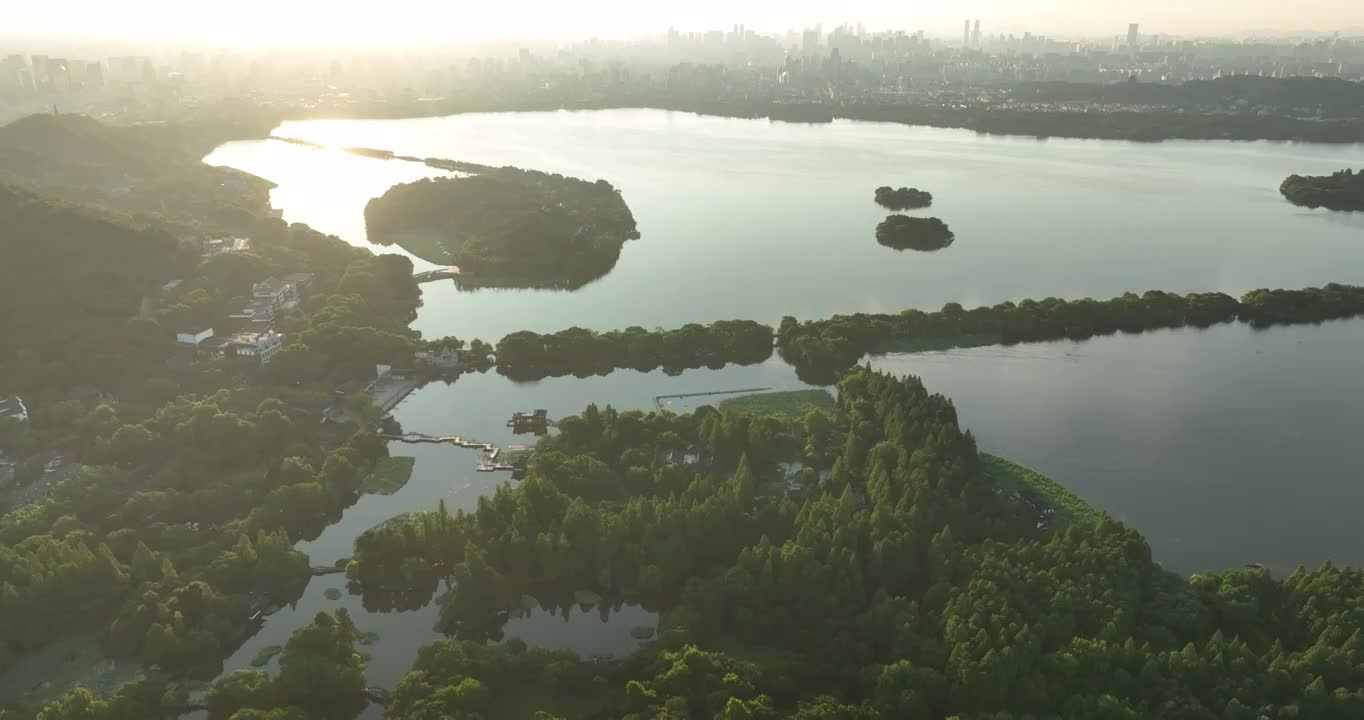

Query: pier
[
  {"left": 653, "top": 388, "right": 772, "bottom": 411},
  {"left": 378, "top": 432, "right": 523, "bottom": 473}
]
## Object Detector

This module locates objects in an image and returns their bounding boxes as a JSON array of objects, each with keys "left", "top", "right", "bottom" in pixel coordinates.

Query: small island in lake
[
  {"left": 364, "top": 168, "right": 640, "bottom": 288},
  {"left": 875, "top": 215, "right": 955, "bottom": 251},
  {"left": 1280, "top": 168, "right": 1364, "bottom": 211},
  {"left": 874, "top": 186, "right": 934, "bottom": 210}
]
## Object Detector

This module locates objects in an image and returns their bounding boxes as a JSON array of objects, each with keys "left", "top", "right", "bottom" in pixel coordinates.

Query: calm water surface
[
  {"left": 214, "top": 363, "right": 796, "bottom": 700},
  {"left": 196, "top": 112, "right": 1364, "bottom": 698},
  {"left": 206, "top": 109, "right": 1364, "bottom": 342}
]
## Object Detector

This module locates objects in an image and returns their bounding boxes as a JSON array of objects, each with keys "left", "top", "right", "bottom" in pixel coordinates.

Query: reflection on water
[
  {"left": 208, "top": 318, "right": 1364, "bottom": 700},
  {"left": 194, "top": 111, "right": 1364, "bottom": 704},
  {"left": 866, "top": 318, "right": 1364, "bottom": 576},
  {"left": 501, "top": 601, "right": 657, "bottom": 659},
  {"left": 0, "top": 635, "right": 143, "bottom": 707},
  {"left": 211, "top": 363, "right": 801, "bottom": 698},
  {"left": 206, "top": 110, "right": 1364, "bottom": 343}
]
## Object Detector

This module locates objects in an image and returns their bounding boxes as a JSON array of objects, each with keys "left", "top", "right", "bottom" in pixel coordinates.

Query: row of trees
[
  {"left": 479, "top": 284, "right": 1364, "bottom": 387},
  {"left": 777, "top": 285, "right": 1364, "bottom": 383},
  {"left": 494, "top": 320, "right": 774, "bottom": 380}
]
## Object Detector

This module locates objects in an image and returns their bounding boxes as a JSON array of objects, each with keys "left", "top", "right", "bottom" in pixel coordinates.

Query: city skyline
[{"left": 4, "top": 0, "right": 1362, "bottom": 49}]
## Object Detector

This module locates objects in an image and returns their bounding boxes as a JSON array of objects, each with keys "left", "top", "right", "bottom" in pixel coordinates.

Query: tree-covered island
[
  {"left": 363, "top": 169, "right": 640, "bottom": 289},
  {"left": 873, "top": 186, "right": 933, "bottom": 210},
  {"left": 875, "top": 215, "right": 955, "bottom": 251},
  {"left": 1280, "top": 169, "right": 1364, "bottom": 211}
]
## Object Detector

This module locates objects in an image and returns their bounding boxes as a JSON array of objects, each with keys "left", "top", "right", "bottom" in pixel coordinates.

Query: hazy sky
[{"left": 7, "top": 0, "right": 1362, "bottom": 47}]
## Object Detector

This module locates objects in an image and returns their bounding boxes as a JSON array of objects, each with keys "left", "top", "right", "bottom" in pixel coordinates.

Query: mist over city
[{"left": 2, "top": 2, "right": 1364, "bottom": 720}]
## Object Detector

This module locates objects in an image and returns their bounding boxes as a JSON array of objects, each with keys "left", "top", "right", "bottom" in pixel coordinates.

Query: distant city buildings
[{"left": 2, "top": 24, "right": 1364, "bottom": 123}]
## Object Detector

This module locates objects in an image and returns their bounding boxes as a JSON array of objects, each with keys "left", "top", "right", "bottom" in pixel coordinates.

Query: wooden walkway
[{"left": 379, "top": 432, "right": 518, "bottom": 473}]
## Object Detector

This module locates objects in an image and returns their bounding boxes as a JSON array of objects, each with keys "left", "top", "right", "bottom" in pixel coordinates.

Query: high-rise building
[
  {"left": 963, "top": 20, "right": 971, "bottom": 48},
  {"left": 30, "top": 54, "right": 49, "bottom": 90},
  {"left": 1127, "top": 23, "right": 1140, "bottom": 49},
  {"left": 803, "top": 27, "right": 821, "bottom": 54},
  {"left": 0, "top": 55, "right": 29, "bottom": 96},
  {"left": 973, "top": 20, "right": 982, "bottom": 47}
]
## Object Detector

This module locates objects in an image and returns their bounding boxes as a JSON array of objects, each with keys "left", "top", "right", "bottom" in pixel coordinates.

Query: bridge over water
[{"left": 412, "top": 267, "right": 461, "bottom": 283}]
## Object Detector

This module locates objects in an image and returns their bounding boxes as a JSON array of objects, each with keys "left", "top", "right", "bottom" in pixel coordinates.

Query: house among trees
[
  {"left": 201, "top": 236, "right": 252, "bottom": 256},
  {"left": 253, "top": 273, "right": 316, "bottom": 312},
  {"left": 228, "top": 300, "right": 277, "bottom": 332},
  {"left": 416, "top": 346, "right": 462, "bottom": 370},
  {"left": 230, "top": 273, "right": 318, "bottom": 332},
  {"left": 201, "top": 331, "right": 287, "bottom": 365}
]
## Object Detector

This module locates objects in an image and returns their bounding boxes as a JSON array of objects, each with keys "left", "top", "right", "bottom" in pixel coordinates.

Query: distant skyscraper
[
  {"left": 803, "top": 27, "right": 821, "bottom": 53},
  {"left": 972, "top": 20, "right": 982, "bottom": 47},
  {"left": 963, "top": 19, "right": 971, "bottom": 48},
  {"left": 1127, "top": 23, "right": 1140, "bottom": 49}
]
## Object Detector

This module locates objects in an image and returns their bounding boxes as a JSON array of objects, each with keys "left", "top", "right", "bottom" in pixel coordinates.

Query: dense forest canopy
[
  {"left": 0, "top": 114, "right": 273, "bottom": 235},
  {"left": 1280, "top": 169, "right": 1364, "bottom": 211},
  {"left": 364, "top": 169, "right": 639, "bottom": 288},
  {"left": 0, "top": 185, "right": 188, "bottom": 397},
  {"left": 0, "top": 186, "right": 421, "bottom": 404},
  {"left": 0, "top": 201, "right": 423, "bottom": 699},
  {"left": 324, "top": 369, "right": 1364, "bottom": 720}
]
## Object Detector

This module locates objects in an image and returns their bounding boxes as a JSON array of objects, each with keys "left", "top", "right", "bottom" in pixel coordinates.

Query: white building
[
  {"left": 176, "top": 328, "right": 215, "bottom": 346},
  {"left": 416, "top": 346, "right": 462, "bottom": 370},
  {"left": 252, "top": 278, "right": 299, "bottom": 310},
  {"left": 252, "top": 273, "right": 315, "bottom": 313},
  {"left": 229, "top": 332, "right": 286, "bottom": 365}
]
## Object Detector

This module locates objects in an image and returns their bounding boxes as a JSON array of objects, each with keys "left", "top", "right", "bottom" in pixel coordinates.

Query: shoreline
[{"left": 246, "top": 100, "right": 1364, "bottom": 146}]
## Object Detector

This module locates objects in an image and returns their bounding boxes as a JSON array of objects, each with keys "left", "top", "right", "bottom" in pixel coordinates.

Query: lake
[
  {"left": 207, "top": 109, "right": 1364, "bottom": 343},
  {"left": 195, "top": 110, "right": 1364, "bottom": 699}
]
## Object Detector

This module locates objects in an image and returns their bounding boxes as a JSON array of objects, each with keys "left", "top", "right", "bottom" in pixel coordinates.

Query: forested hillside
[
  {"left": 0, "top": 114, "right": 273, "bottom": 234},
  {"left": 0, "top": 185, "right": 188, "bottom": 396}
]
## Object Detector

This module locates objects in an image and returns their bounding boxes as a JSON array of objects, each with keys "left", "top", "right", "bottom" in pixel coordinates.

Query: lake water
[
  {"left": 212, "top": 365, "right": 783, "bottom": 702},
  {"left": 195, "top": 111, "right": 1364, "bottom": 698},
  {"left": 207, "top": 109, "right": 1364, "bottom": 343}
]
